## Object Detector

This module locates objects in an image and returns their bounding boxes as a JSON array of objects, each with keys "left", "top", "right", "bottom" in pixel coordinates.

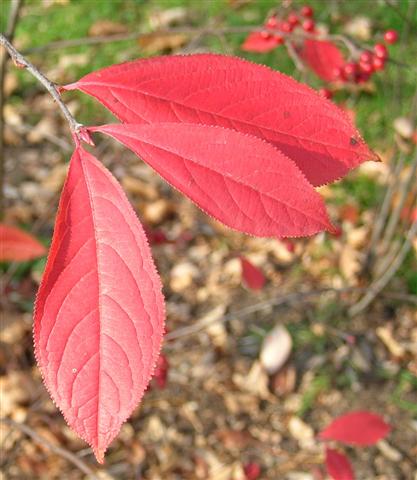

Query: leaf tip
[{"left": 93, "top": 447, "right": 106, "bottom": 464}]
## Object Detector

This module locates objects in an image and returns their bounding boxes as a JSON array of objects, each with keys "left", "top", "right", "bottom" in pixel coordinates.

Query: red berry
[
  {"left": 359, "top": 61, "right": 374, "bottom": 74},
  {"left": 244, "top": 462, "right": 261, "bottom": 480},
  {"left": 343, "top": 62, "right": 358, "bottom": 78},
  {"left": 357, "top": 72, "right": 371, "bottom": 83},
  {"left": 332, "top": 66, "right": 345, "bottom": 81},
  {"left": 287, "top": 12, "right": 299, "bottom": 26},
  {"left": 153, "top": 354, "right": 169, "bottom": 389},
  {"left": 318, "top": 88, "right": 333, "bottom": 99},
  {"left": 359, "top": 51, "right": 373, "bottom": 64},
  {"left": 302, "top": 18, "right": 315, "bottom": 32},
  {"left": 280, "top": 21, "right": 293, "bottom": 33},
  {"left": 374, "top": 43, "right": 388, "bottom": 59},
  {"left": 266, "top": 15, "right": 278, "bottom": 29},
  {"left": 384, "top": 29, "right": 398, "bottom": 44},
  {"left": 301, "top": 5, "right": 314, "bottom": 17},
  {"left": 260, "top": 30, "right": 271, "bottom": 39},
  {"left": 373, "top": 56, "right": 385, "bottom": 71}
]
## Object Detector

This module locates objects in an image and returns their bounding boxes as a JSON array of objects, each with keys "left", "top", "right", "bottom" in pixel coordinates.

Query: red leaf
[
  {"left": 240, "top": 256, "right": 265, "bottom": 290},
  {"left": 33, "top": 147, "right": 165, "bottom": 463},
  {"left": 92, "top": 123, "right": 335, "bottom": 238},
  {"left": 0, "top": 224, "right": 46, "bottom": 261},
  {"left": 63, "top": 54, "right": 377, "bottom": 186},
  {"left": 301, "top": 39, "right": 345, "bottom": 82},
  {"left": 325, "top": 448, "right": 355, "bottom": 480},
  {"left": 242, "top": 32, "right": 280, "bottom": 53},
  {"left": 319, "top": 411, "right": 391, "bottom": 446}
]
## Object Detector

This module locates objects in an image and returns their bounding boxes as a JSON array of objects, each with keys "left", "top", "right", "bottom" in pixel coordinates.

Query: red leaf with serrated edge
[
  {"left": 33, "top": 147, "right": 165, "bottom": 463},
  {"left": 0, "top": 224, "right": 46, "bottom": 261},
  {"left": 240, "top": 257, "right": 265, "bottom": 290},
  {"left": 63, "top": 54, "right": 377, "bottom": 186},
  {"left": 325, "top": 448, "right": 355, "bottom": 480},
  {"left": 301, "top": 39, "right": 345, "bottom": 82},
  {"left": 242, "top": 32, "right": 280, "bottom": 53},
  {"left": 319, "top": 411, "right": 391, "bottom": 446},
  {"left": 91, "top": 123, "right": 335, "bottom": 238}
]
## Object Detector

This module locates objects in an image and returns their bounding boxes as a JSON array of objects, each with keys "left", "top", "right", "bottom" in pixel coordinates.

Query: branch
[
  {"left": 1, "top": 417, "right": 99, "bottom": 479},
  {"left": 0, "top": 34, "right": 83, "bottom": 137},
  {"left": 19, "top": 26, "right": 414, "bottom": 71},
  {"left": 349, "top": 220, "right": 417, "bottom": 317},
  {"left": 166, "top": 286, "right": 416, "bottom": 342}
]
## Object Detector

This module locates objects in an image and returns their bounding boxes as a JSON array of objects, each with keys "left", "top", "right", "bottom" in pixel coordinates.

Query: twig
[
  {"left": 382, "top": 0, "right": 417, "bottom": 30},
  {"left": 366, "top": 149, "right": 403, "bottom": 264},
  {"left": 19, "top": 26, "right": 414, "bottom": 71},
  {"left": 0, "top": 34, "right": 82, "bottom": 136},
  {"left": 0, "top": 0, "right": 23, "bottom": 219},
  {"left": 285, "top": 41, "right": 305, "bottom": 71},
  {"left": 378, "top": 152, "right": 417, "bottom": 255},
  {"left": 166, "top": 286, "right": 416, "bottom": 342},
  {"left": 349, "top": 220, "right": 417, "bottom": 317},
  {"left": 1, "top": 417, "right": 99, "bottom": 479}
]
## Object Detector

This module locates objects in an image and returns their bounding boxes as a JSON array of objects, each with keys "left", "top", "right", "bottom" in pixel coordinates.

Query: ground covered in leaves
[{"left": 1, "top": 1, "right": 417, "bottom": 479}]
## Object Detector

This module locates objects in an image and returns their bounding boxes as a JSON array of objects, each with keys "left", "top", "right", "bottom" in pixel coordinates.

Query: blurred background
[{"left": 1, "top": 1, "right": 416, "bottom": 479}]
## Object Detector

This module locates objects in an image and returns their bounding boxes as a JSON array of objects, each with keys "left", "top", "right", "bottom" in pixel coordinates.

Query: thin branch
[
  {"left": 0, "top": 34, "right": 82, "bottom": 136},
  {"left": 382, "top": 0, "right": 417, "bottom": 30},
  {"left": 366, "top": 149, "right": 403, "bottom": 263},
  {"left": 285, "top": 41, "right": 305, "bottom": 71},
  {"left": 166, "top": 286, "right": 416, "bottom": 342},
  {"left": 1, "top": 418, "right": 99, "bottom": 479},
  {"left": 379, "top": 152, "right": 417, "bottom": 255},
  {"left": 19, "top": 26, "right": 414, "bottom": 71},
  {"left": 349, "top": 220, "right": 417, "bottom": 317},
  {"left": 0, "top": 0, "right": 23, "bottom": 219}
]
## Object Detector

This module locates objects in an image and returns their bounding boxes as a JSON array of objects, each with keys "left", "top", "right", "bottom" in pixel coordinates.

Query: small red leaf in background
[
  {"left": 0, "top": 224, "right": 46, "bottom": 262},
  {"left": 319, "top": 411, "right": 391, "bottom": 446},
  {"left": 325, "top": 448, "right": 355, "bottom": 480},
  {"left": 64, "top": 54, "right": 377, "bottom": 186},
  {"left": 243, "top": 461, "right": 262, "bottom": 480},
  {"left": 240, "top": 256, "right": 265, "bottom": 290},
  {"left": 301, "top": 39, "right": 345, "bottom": 82},
  {"left": 34, "top": 147, "right": 165, "bottom": 462},
  {"left": 242, "top": 32, "right": 280, "bottom": 53},
  {"left": 151, "top": 353, "right": 169, "bottom": 389},
  {"left": 93, "top": 123, "right": 335, "bottom": 238}
]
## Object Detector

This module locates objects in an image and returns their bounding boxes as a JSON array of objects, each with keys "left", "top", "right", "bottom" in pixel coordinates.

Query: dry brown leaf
[
  {"left": 138, "top": 33, "right": 188, "bottom": 55},
  {"left": 88, "top": 20, "right": 128, "bottom": 37},
  {"left": 376, "top": 326, "right": 406, "bottom": 358},
  {"left": 339, "top": 244, "right": 361, "bottom": 283}
]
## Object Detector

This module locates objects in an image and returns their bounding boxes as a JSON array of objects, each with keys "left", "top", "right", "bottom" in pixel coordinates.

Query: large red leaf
[
  {"left": 325, "top": 448, "right": 355, "bottom": 480},
  {"left": 91, "top": 123, "right": 335, "bottom": 238},
  {"left": 0, "top": 224, "right": 46, "bottom": 262},
  {"left": 319, "top": 411, "right": 391, "bottom": 446},
  {"left": 63, "top": 54, "right": 377, "bottom": 186},
  {"left": 33, "top": 147, "right": 165, "bottom": 462},
  {"left": 301, "top": 39, "right": 345, "bottom": 82}
]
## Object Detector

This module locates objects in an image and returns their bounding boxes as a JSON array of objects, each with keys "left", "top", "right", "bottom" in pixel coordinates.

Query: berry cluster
[
  {"left": 260, "top": 4, "right": 316, "bottom": 43},
  {"left": 333, "top": 31, "right": 398, "bottom": 84}
]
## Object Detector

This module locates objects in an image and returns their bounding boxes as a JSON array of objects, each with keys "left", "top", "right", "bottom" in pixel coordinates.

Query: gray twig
[
  {"left": 0, "top": 34, "right": 82, "bottom": 136},
  {"left": 378, "top": 152, "right": 417, "bottom": 256},
  {"left": 1, "top": 417, "right": 99, "bottom": 479},
  {"left": 349, "top": 220, "right": 417, "bottom": 317},
  {"left": 166, "top": 287, "right": 416, "bottom": 342}
]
